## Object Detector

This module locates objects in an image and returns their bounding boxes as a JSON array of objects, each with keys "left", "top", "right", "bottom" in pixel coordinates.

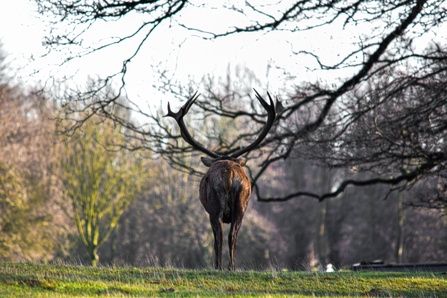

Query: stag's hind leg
[
  {"left": 228, "top": 207, "right": 245, "bottom": 271},
  {"left": 210, "top": 212, "right": 224, "bottom": 270}
]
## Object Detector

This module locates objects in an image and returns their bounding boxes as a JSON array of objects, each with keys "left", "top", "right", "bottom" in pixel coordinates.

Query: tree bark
[
  {"left": 396, "top": 191, "right": 404, "bottom": 263},
  {"left": 316, "top": 200, "right": 327, "bottom": 269}
]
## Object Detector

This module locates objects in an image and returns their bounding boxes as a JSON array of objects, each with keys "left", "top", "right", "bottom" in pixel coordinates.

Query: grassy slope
[{"left": 0, "top": 262, "right": 446, "bottom": 297}]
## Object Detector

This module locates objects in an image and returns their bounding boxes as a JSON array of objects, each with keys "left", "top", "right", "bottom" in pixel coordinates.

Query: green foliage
[
  {"left": 0, "top": 60, "right": 58, "bottom": 262},
  {"left": 0, "top": 162, "right": 54, "bottom": 261},
  {"left": 57, "top": 115, "right": 145, "bottom": 266},
  {"left": 1, "top": 262, "right": 446, "bottom": 297},
  {"left": 0, "top": 162, "right": 26, "bottom": 257}
]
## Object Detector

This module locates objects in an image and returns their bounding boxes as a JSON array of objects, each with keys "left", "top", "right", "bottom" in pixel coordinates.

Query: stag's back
[{"left": 199, "top": 159, "right": 251, "bottom": 223}]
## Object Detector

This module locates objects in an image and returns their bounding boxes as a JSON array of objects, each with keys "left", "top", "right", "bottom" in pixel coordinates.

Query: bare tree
[{"left": 34, "top": 0, "right": 447, "bottom": 202}]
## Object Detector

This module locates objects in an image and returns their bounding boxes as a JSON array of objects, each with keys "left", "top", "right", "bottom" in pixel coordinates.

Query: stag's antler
[
  {"left": 230, "top": 89, "right": 284, "bottom": 158},
  {"left": 165, "top": 89, "right": 284, "bottom": 158},
  {"left": 165, "top": 92, "right": 220, "bottom": 158}
]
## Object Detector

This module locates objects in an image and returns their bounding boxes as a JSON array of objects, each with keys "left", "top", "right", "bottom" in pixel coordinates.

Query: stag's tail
[{"left": 221, "top": 168, "right": 233, "bottom": 193}]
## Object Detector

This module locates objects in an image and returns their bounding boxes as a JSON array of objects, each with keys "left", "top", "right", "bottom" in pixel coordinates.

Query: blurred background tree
[
  {"left": 0, "top": 46, "right": 59, "bottom": 262},
  {"left": 56, "top": 86, "right": 148, "bottom": 266}
]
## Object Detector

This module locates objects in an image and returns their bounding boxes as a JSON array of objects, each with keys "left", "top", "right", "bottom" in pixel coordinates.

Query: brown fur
[
  {"left": 199, "top": 157, "right": 251, "bottom": 270},
  {"left": 222, "top": 168, "right": 233, "bottom": 193}
]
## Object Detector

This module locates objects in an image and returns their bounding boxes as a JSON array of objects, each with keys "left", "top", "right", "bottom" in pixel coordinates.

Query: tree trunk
[
  {"left": 315, "top": 167, "right": 332, "bottom": 270},
  {"left": 396, "top": 191, "right": 404, "bottom": 263},
  {"left": 316, "top": 200, "right": 327, "bottom": 269},
  {"left": 110, "top": 223, "right": 120, "bottom": 264},
  {"left": 326, "top": 194, "right": 346, "bottom": 270},
  {"left": 89, "top": 245, "right": 99, "bottom": 266}
]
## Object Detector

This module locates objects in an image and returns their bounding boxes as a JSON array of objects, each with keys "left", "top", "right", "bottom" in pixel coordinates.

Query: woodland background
[
  {"left": 1, "top": 0, "right": 447, "bottom": 270},
  {"left": 1, "top": 47, "right": 446, "bottom": 269}
]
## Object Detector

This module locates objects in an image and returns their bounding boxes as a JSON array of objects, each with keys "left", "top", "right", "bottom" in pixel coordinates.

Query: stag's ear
[
  {"left": 201, "top": 157, "right": 215, "bottom": 167},
  {"left": 236, "top": 158, "right": 247, "bottom": 166}
]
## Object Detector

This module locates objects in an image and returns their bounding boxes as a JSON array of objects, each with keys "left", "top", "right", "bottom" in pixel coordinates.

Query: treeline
[{"left": 1, "top": 53, "right": 447, "bottom": 270}]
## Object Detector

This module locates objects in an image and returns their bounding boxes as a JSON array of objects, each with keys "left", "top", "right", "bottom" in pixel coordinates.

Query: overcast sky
[
  {"left": 1, "top": 1, "right": 447, "bottom": 109},
  {"left": 0, "top": 1, "right": 290, "bottom": 95},
  {"left": 1, "top": 1, "right": 43, "bottom": 75}
]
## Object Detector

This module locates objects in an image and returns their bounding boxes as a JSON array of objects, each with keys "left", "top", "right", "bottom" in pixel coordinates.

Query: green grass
[{"left": 0, "top": 262, "right": 446, "bottom": 297}]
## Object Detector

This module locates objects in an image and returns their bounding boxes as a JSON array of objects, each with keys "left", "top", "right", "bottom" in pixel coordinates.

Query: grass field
[{"left": 1, "top": 262, "right": 446, "bottom": 297}]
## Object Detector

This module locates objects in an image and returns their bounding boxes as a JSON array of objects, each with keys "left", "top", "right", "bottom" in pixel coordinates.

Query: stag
[{"left": 165, "top": 90, "right": 283, "bottom": 270}]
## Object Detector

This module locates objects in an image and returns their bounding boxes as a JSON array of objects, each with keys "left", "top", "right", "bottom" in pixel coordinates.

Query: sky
[
  {"left": 1, "top": 1, "right": 447, "bottom": 111},
  {"left": 0, "top": 1, "right": 291, "bottom": 99},
  {"left": 1, "top": 1, "right": 44, "bottom": 76},
  {"left": 0, "top": 1, "right": 354, "bottom": 100}
]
